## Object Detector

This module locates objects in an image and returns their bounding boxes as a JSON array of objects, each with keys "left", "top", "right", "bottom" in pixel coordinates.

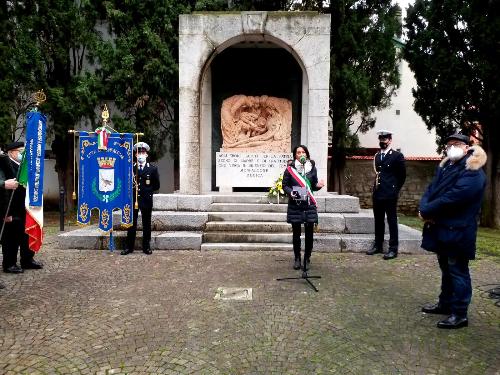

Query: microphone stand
[
  {"left": 276, "top": 157, "right": 322, "bottom": 292},
  {"left": 277, "top": 270, "right": 322, "bottom": 292}
]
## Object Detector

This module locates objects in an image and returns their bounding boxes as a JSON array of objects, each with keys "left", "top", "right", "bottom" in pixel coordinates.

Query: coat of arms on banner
[
  {"left": 97, "top": 157, "right": 116, "bottom": 197},
  {"left": 77, "top": 132, "right": 133, "bottom": 232}
]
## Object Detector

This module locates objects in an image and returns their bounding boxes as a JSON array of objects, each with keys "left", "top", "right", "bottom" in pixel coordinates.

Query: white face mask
[
  {"left": 16, "top": 152, "right": 23, "bottom": 163},
  {"left": 447, "top": 145, "right": 465, "bottom": 161},
  {"left": 137, "top": 155, "right": 147, "bottom": 164}
]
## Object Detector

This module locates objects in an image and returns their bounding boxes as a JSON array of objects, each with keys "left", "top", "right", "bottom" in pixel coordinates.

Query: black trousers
[
  {"left": 126, "top": 206, "right": 152, "bottom": 251},
  {"left": 438, "top": 254, "right": 471, "bottom": 317},
  {"left": 292, "top": 222, "right": 314, "bottom": 260},
  {"left": 373, "top": 198, "right": 398, "bottom": 251},
  {"left": 1, "top": 219, "right": 34, "bottom": 269}
]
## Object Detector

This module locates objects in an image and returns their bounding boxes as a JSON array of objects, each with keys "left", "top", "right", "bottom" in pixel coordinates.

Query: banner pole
[
  {"left": 134, "top": 133, "right": 140, "bottom": 210},
  {"left": 68, "top": 129, "right": 77, "bottom": 201}
]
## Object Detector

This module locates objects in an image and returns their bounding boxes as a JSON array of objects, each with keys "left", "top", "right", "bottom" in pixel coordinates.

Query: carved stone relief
[{"left": 220, "top": 95, "right": 292, "bottom": 152}]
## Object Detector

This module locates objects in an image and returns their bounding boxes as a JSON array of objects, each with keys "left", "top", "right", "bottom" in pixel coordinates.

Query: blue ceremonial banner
[
  {"left": 25, "top": 111, "right": 47, "bottom": 206},
  {"left": 77, "top": 132, "right": 134, "bottom": 232}
]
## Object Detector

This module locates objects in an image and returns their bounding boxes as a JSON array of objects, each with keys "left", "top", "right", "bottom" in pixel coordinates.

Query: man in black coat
[
  {"left": 1, "top": 149, "right": 20, "bottom": 286},
  {"left": 0, "top": 142, "right": 43, "bottom": 273},
  {"left": 366, "top": 130, "right": 406, "bottom": 260},
  {"left": 419, "top": 133, "right": 486, "bottom": 329},
  {"left": 121, "top": 142, "right": 160, "bottom": 255}
]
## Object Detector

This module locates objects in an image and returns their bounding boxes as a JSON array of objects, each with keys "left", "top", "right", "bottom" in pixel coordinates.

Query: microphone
[{"left": 299, "top": 156, "right": 306, "bottom": 164}]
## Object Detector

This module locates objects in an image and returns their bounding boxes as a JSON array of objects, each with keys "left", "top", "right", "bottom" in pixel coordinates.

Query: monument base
[{"left": 58, "top": 192, "right": 424, "bottom": 254}]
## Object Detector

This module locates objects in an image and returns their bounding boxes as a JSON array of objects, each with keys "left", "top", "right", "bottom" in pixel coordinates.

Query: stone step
[
  {"left": 211, "top": 194, "right": 286, "bottom": 204},
  {"left": 204, "top": 214, "right": 371, "bottom": 234},
  {"left": 58, "top": 227, "right": 202, "bottom": 250},
  {"left": 209, "top": 202, "right": 288, "bottom": 213},
  {"left": 58, "top": 224, "right": 421, "bottom": 252},
  {"left": 203, "top": 232, "right": 292, "bottom": 243},
  {"left": 202, "top": 227, "right": 423, "bottom": 254},
  {"left": 205, "top": 221, "right": 292, "bottom": 232},
  {"left": 113, "top": 211, "right": 208, "bottom": 231},
  {"left": 201, "top": 242, "right": 293, "bottom": 252},
  {"left": 112, "top": 210, "right": 375, "bottom": 233},
  {"left": 208, "top": 211, "right": 286, "bottom": 222},
  {"left": 153, "top": 193, "right": 359, "bottom": 213}
]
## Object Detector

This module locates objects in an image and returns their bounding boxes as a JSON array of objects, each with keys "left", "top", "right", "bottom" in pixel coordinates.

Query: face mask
[
  {"left": 447, "top": 145, "right": 465, "bottom": 161},
  {"left": 137, "top": 155, "right": 147, "bottom": 164},
  {"left": 16, "top": 152, "right": 23, "bottom": 163},
  {"left": 299, "top": 155, "right": 307, "bottom": 164},
  {"left": 379, "top": 142, "right": 388, "bottom": 150}
]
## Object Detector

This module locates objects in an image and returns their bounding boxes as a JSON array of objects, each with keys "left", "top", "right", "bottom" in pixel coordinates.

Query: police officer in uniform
[
  {"left": 366, "top": 130, "right": 406, "bottom": 260},
  {"left": 1, "top": 142, "right": 44, "bottom": 272},
  {"left": 121, "top": 142, "right": 160, "bottom": 255}
]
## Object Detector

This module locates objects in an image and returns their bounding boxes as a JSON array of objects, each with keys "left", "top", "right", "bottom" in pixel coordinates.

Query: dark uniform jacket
[
  {"left": 283, "top": 160, "right": 321, "bottom": 224},
  {"left": 134, "top": 162, "right": 160, "bottom": 210},
  {"left": 372, "top": 148, "right": 406, "bottom": 200},
  {"left": 420, "top": 146, "right": 487, "bottom": 260},
  {"left": 0, "top": 155, "right": 25, "bottom": 221}
]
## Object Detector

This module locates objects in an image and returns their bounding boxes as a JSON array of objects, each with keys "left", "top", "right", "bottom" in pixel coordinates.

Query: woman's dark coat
[
  {"left": 282, "top": 160, "right": 321, "bottom": 224},
  {"left": 419, "top": 146, "right": 487, "bottom": 259}
]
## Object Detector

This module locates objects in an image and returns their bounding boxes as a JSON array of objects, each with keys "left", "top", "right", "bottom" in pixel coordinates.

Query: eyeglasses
[{"left": 445, "top": 142, "right": 466, "bottom": 149}]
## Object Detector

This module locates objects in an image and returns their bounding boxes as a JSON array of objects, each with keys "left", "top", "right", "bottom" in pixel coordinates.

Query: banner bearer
[{"left": 121, "top": 142, "right": 160, "bottom": 255}]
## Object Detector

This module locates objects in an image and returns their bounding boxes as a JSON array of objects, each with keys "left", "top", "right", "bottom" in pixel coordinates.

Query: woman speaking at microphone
[{"left": 283, "top": 145, "right": 325, "bottom": 271}]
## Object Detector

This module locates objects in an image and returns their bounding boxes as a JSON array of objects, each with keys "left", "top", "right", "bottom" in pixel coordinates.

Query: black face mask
[{"left": 379, "top": 142, "right": 389, "bottom": 149}]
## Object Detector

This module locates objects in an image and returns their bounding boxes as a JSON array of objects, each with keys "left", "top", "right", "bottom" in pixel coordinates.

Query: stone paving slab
[{"left": 0, "top": 233, "right": 499, "bottom": 374}]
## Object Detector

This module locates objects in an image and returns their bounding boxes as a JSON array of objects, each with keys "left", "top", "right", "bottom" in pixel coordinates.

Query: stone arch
[
  {"left": 198, "top": 34, "right": 309, "bottom": 192},
  {"left": 179, "top": 12, "right": 330, "bottom": 194}
]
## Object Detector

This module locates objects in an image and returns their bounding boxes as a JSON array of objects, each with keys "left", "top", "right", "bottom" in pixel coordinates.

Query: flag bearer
[
  {"left": 0, "top": 142, "right": 43, "bottom": 273},
  {"left": 121, "top": 142, "right": 160, "bottom": 255}
]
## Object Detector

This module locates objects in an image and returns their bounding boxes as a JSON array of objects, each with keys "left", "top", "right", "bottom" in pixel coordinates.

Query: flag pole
[
  {"left": 134, "top": 133, "right": 140, "bottom": 210},
  {"left": 69, "top": 129, "right": 77, "bottom": 201},
  {"left": 1, "top": 90, "right": 45, "bottom": 244}
]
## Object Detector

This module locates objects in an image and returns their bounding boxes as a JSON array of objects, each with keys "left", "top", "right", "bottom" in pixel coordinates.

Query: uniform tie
[{"left": 380, "top": 153, "right": 385, "bottom": 161}]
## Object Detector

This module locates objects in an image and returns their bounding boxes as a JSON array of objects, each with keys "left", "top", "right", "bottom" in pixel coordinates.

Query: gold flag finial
[
  {"left": 32, "top": 90, "right": 46, "bottom": 106},
  {"left": 101, "top": 104, "right": 109, "bottom": 124}
]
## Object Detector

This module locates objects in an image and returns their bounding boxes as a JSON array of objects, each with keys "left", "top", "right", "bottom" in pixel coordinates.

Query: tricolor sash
[{"left": 287, "top": 165, "right": 317, "bottom": 206}]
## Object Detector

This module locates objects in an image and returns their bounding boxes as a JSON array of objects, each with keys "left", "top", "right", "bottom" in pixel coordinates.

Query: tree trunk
[
  {"left": 481, "top": 145, "right": 500, "bottom": 229},
  {"left": 329, "top": 146, "right": 346, "bottom": 195},
  {"left": 52, "top": 134, "right": 76, "bottom": 219}
]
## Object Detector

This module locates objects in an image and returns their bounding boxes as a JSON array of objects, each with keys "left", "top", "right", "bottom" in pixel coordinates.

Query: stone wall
[{"left": 343, "top": 159, "right": 439, "bottom": 214}]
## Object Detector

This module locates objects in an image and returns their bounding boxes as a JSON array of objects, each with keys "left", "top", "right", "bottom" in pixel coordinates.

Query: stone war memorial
[{"left": 59, "top": 11, "right": 421, "bottom": 253}]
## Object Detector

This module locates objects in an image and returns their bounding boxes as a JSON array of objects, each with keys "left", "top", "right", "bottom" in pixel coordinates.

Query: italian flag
[{"left": 18, "top": 152, "right": 43, "bottom": 252}]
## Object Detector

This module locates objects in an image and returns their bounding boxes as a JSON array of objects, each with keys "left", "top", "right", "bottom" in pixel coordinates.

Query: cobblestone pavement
[{"left": 0, "top": 234, "right": 499, "bottom": 374}]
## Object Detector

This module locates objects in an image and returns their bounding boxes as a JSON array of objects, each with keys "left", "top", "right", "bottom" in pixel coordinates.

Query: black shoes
[
  {"left": 3, "top": 265, "right": 24, "bottom": 273},
  {"left": 303, "top": 258, "right": 310, "bottom": 271},
  {"left": 437, "top": 314, "right": 468, "bottom": 329},
  {"left": 121, "top": 249, "right": 152, "bottom": 255},
  {"left": 21, "top": 260, "right": 43, "bottom": 269},
  {"left": 383, "top": 250, "right": 398, "bottom": 260},
  {"left": 366, "top": 244, "right": 382, "bottom": 255},
  {"left": 293, "top": 258, "right": 301, "bottom": 270},
  {"left": 421, "top": 302, "right": 452, "bottom": 315},
  {"left": 423, "top": 303, "right": 468, "bottom": 329},
  {"left": 3, "top": 261, "right": 42, "bottom": 274}
]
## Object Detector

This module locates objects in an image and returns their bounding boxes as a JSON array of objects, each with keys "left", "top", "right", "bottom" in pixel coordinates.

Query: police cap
[
  {"left": 134, "top": 142, "right": 150, "bottom": 152},
  {"left": 4, "top": 141, "right": 25, "bottom": 152},
  {"left": 377, "top": 129, "right": 393, "bottom": 139},
  {"left": 444, "top": 133, "right": 469, "bottom": 145}
]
